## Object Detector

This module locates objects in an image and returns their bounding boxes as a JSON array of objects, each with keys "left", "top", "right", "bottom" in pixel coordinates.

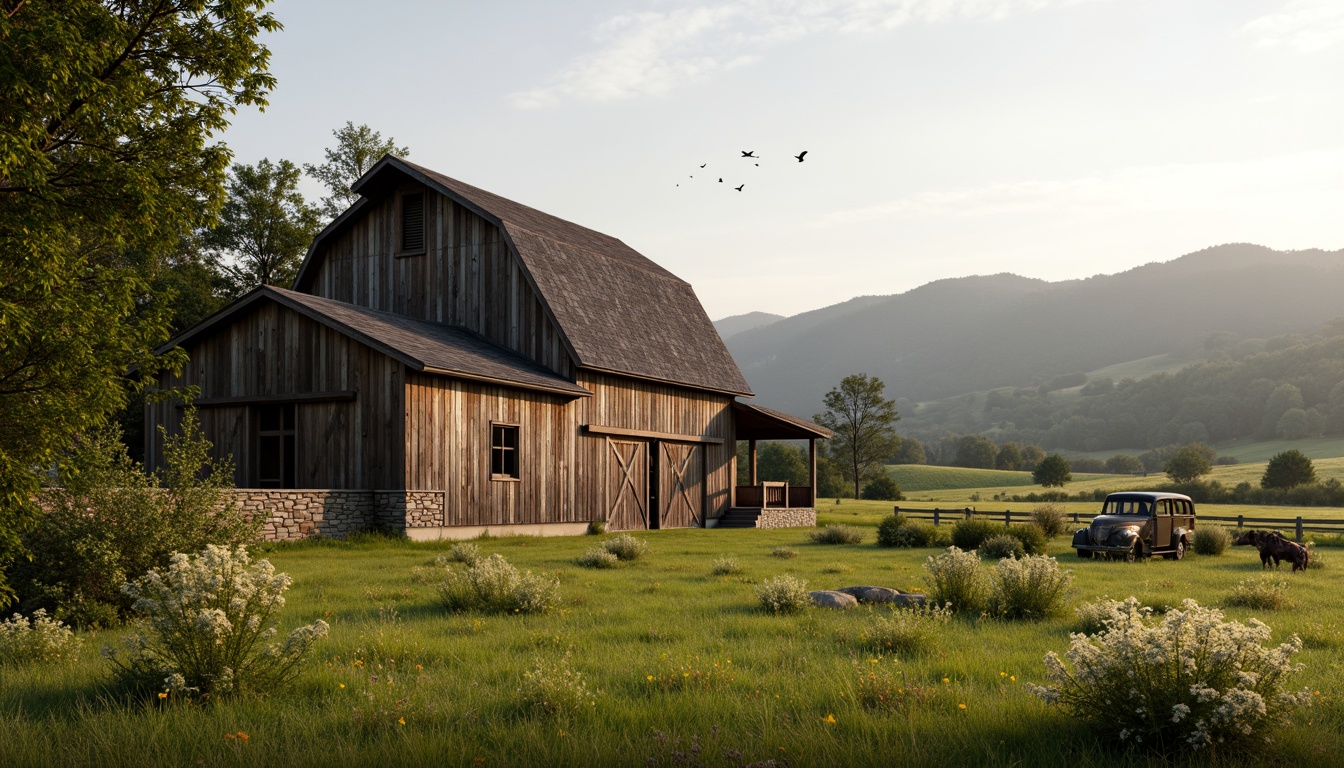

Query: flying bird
[
  {"left": 795, "top": 151, "right": 807, "bottom": 162},
  {"left": 700, "top": 164, "right": 707, "bottom": 168},
  {"left": 741, "top": 151, "right": 756, "bottom": 158},
  {"left": 735, "top": 184, "right": 744, "bottom": 191}
]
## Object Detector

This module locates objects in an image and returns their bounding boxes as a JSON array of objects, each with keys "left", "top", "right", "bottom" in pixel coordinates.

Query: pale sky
[{"left": 222, "top": 0, "right": 1344, "bottom": 319}]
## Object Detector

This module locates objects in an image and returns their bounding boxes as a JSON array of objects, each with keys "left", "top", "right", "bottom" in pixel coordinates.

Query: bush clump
[
  {"left": 988, "top": 554, "right": 1072, "bottom": 620},
  {"left": 1192, "top": 526, "right": 1231, "bottom": 556},
  {"left": 436, "top": 553, "right": 560, "bottom": 614},
  {"left": 1226, "top": 578, "right": 1290, "bottom": 610},
  {"left": 950, "top": 518, "right": 1003, "bottom": 551},
  {"left": 585, "top": 520, "right": 606, "bottom": 535},
  {"left": 601, "top": 534, "right": 648, "bottom": 561},
  {"left": 106, "top": 545, "right": 329, "bottom": 698},
  {"left": 0, "top": 609, "right": 81, "bottom": 667},
  {"left": 875, "top": 514, "right": 909, "bottom": 547},
  {"left": 755, "top": 575, "right": 810, "bottom": 614},
  {"left": 577, "top": 548, "right": 620, "bottom": 569},
  {"left": 861, "top": 474, "right": 903, "bottom": 501},
  {"left": 1305, "top": 542, "right": 1325, "bottom": 569},
  {"left": 809, "top": 524, "right": 864, "bottom": 545},
  {"left": 1006, "top": 523, "right": 1049, "bottom": 555},
  {"left": 859, "top": 603, "right": 952, "bottom": 657},
  {"left": 439, "top": 542, "right": 482, "bottom": 566},
  {"left": 770, "top": 546, "right": 798, "bottom": 560},
  {"left": 1072, "top": 597, "right": 1131, "bottom": 635},
  {"left": 922, "top": 547, "right": 988, "bottom": 614},
  {"left": 518, "top": 652, "right": 599, "bottom": 715},
  {"left": 1030, "top": 503, "right": 1068, "bottom": 538},
  {"left": 979, "top": 534, "right": 1026, "bottom": 561},
  {"left": 1031, "top": 598, "right": 1310, "bottom": 755},
  {"left": 710, "top": 556, "right": 746, "bottom": 576}
]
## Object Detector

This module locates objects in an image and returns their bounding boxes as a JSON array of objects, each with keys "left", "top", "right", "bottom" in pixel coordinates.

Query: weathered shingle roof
[
  {"left": 295, "top": 157, "right": 752, "bottom": 396},
  {"left": 732, "top": 401, "right": 833, "bottom": 440},
  {"left": 158, "top": 286, "right": 592, "bottom": 398}
]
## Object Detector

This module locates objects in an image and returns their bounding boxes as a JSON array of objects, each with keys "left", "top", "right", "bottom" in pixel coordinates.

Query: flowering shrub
[
  {"left": 1030, "top": 598, "right": 1310, "bottom": 754},
  {"left": 439, "top": 542, "right": 482, "bottom": 566},
  {"left": 988, "top": 554, "right": 1072, "bottom": 620},
  {"left": 1226, "top": 578, "right": 1290, "bottom": 610},
  {"left": 0, "top": 609, "right": 81, "bottom": 666},
  {"left": 922, "top": 547, "right": 987, "bottom": 614},
  {"left": 809, "top": 524, "right": 864, "bottom": 545},
  {"left": 436, "top": 554, "right": 559, "bottom": 614},
  {"left": 578, "top": 548, "right": 620, "bottom": 569},
  {"left": 1193, "top": 526, "right": 1231, "bottom": 556},
  {"left": 518, "top": 653, "right": 599, "bottom": 715},
  {"left": 979, "top": 534, "right": 1025, "bottom": 561},
  {"left": 1072, "top": 597, "right": 1131, "bottom": 635},
  {"left": 106, "top": 545, "right": 329, "bottom": 697},
  {"left": 859, "top": 602, "right": 952, "bottom": 657},
  {"left": 710, "top": 556, "right": 745, "bottom": 576},
  {"left": 1305, "top": 542, "right": 1325, "bottom": 569},
  {"left": 602, "top": 534, "right": 649, "bottom": 561},
  {"left": 770, "top": 546, "right": 798, "bottom": 559},
  {"left": 755, "top": 575, "right": 810, "bottom": 614},
  {"left": 645, "top": 653, "right": 735, "bottom": 692},
  {"left": 851, "top": 659, "right": 937, "bottom": 712},
  {"left": 1030, "top": 503, "right": 1068, "bottom": 538}
]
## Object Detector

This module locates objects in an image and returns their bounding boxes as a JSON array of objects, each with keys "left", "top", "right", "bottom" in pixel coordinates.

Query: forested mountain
[
  {"left": 724, "top": 244, "right": 1344, "bottom": 427},
  {"left": 712, "top": 311, "right": 785, "bottom": 340}
]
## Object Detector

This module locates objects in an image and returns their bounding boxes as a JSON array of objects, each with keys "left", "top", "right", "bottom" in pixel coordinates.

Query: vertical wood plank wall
[
  {"left": 307, "top": 182, "right": 572, "bottom": 378},
  {"left": 145, "top": 302, "right": 405, "bottom": 489}
]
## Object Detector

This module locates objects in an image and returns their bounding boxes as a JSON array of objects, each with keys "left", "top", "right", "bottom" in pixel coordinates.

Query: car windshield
[{"left": 1102, "top": 499, "right": 1152, "bottom": 516}]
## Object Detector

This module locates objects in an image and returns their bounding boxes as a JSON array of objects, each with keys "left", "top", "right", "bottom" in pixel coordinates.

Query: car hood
[{"left": 1090, "top": 514, "right": 1146, "bottom": 528}]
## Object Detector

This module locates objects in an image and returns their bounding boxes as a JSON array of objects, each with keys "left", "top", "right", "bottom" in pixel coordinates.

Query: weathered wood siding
[
  {"left": 146, "top": 302, "right": 404, "bottom": 489},
  {"left": 307, "top": 182, "right": 572, "bottom": 377},
  {"left": 402, "top": 369, "right": 733, "bottom": 528}
]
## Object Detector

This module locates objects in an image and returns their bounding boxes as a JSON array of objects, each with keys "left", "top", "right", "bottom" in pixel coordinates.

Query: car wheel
[
  {"left": 1077, "top": 549, "right": 1092, "bottom": 559},
  {"left": 1124, "top": 542, "right": 1140, "bottom": 563},
  {"left": 1173, "top": 538, "right": 1185, "bottom": 560}
]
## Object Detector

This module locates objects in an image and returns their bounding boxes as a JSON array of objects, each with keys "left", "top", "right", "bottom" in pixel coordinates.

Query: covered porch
[{"left": 723, "top": 402, "right": 832, "bottom": 528}]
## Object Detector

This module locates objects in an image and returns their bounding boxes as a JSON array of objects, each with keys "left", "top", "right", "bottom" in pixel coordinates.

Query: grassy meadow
[{"left": 4, "top": 524, "right": 1344, "bottom": 767}]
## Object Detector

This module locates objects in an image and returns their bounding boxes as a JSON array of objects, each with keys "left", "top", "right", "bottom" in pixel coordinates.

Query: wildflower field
[{"left": 3, "top": 518, "right": 1344, "bottom": 766}]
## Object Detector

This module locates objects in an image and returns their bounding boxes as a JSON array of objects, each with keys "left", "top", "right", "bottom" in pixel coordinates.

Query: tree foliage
[
  {"left": 205, "top": 158, "right": 321, "bottom": 297},
  {"left": 1033, "top": 454, "right": 1072, "bottom": 488},
  {"left": 0, "top": 0, "right": 277, "bottom": 605},
  {"left": 815, "top": 374, "right": 900, "bottom": 499},
  {"left": 1164, "top": 445, "right": 1213, "bottom": 484},
  {"left": 1261, "top": 449, "right": 1316, "bottom": 490},
  {"left": 304, "top": 122, "right": 409, "bottom": 219},
  {"left": 1105, "top": 454, "right": 1144, "bottom": 475},
  {"left": 953, "top": 434, "right": 998, "bottom": 469}
]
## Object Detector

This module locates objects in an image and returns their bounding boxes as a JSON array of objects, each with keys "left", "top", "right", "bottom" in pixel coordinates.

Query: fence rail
[{"left": 891, "top": 506, "right": 1344, "bottom": 543}]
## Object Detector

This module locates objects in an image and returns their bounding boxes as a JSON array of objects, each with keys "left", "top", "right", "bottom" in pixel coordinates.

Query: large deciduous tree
[
  {"left": 205, "top": 158, "right": 321, "bottom": 297},
  {"left": 815, "top": 374, "right": 900, "bottom": 499},
  {"left": 1033, "top": 454, "right": 1072, "bottom": 487},
  {"left": 0, "top": 0, "right": 277, "bottom": 605},
  {"left": 1261, "top": 449, "right": 1316, "bottom": 490},
  {"left": 304, "top": 122, "right": 409, "bottom": 220},
  {"left": 1164, "top": 445, "right": 1213, "bottom": 484}
]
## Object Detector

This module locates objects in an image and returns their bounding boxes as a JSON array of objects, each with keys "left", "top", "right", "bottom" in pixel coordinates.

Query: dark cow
[{"left": 1233, "top": 530, "right": 1310, "bottom": 572}]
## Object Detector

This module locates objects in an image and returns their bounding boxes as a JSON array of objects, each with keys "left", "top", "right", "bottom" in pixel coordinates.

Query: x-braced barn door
[
  {"left": 659, "top": 442, "right": 703, "bottom": 529},
  {"left": 606, "top": 438, "right": 649, "bottom": 531}
]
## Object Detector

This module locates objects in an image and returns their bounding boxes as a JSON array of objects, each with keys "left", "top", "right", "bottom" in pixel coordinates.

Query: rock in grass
[
  {"left": 810, "top": 590, "right": 859, "bottom": 609},
  {"left": 838, "top": 585, "right": 903, "bottom": 604},
  {"left": 890, "top": 593, "right": 928, "bottom": 607}
]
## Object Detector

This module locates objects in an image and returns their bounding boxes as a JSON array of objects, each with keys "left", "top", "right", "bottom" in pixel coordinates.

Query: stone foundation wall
[
  {"left": 231, "top": 489, "right": 451, "bottom": 541},
  {"left": 756, "top": 508, "right": 817, "bottom": 529}
]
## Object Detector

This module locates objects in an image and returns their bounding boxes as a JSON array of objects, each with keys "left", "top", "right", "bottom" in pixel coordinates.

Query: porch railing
[{"left": 734, "top": 482, "right": 814, "bottom": 509}]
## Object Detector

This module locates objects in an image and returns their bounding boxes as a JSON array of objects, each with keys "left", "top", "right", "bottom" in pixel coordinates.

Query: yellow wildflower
[
  {"left": 339, "top": 684, "right": 345, "bottom": 689},
  {"left": 158, "top": 692, "right": 168, "bottom": 700},
  {"left": 958, "top": 703, "right": 967, "bottom": 710},
  {"left": 398, "top": 717, "right": 405, "bottom": 725},
  {"left": 237, "top": 732, "right": 249, "bottom": 742},
  {"left": 822, "top": 713, "right": 836, "bottom": 724},
  {"left": 942, "top": 677, "right": 950, "bottom": 684}
]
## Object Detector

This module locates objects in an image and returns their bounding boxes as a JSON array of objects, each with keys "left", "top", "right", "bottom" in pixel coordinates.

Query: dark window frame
[
  {"left": 490, "top": 422, "right": 521, "bottom": 482},
  {"left": 398, "top": 191, "right": 426, "bottom": 257},
  {"left": 256, "top": 404, "right": 297, "bottom": 488}
]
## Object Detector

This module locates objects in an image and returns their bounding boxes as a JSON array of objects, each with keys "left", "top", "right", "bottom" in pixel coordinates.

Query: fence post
[
  {"left": 934, "top": 509, "right": 940, "bottom": 527},
  {"left": 964, "top": 507, "right": 972, "bottom": 521},
  {"left": 1004, "top": 510, "right": 1011, "bottom": 527},
  {"left": 894, "top": 505, "right": 900, "bottom": 516},
  {"left": 1072, "top": 511, "right": 1079, "bottom": 525},
  {"left": 1296, "top": 517, "right": 1303, "bottom": 543},
  {"left": 1237, "top": 515, "right": 1244, "bottom": 530}
]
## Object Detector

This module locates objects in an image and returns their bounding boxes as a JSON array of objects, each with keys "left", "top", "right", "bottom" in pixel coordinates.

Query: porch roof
[{"left": 733, "top": 402, "right": 833, "bottom": 440}]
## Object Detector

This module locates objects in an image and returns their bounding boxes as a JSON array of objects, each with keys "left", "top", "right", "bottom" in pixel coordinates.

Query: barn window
[
  {"left": 257, "top": 404, "right": 296, "bottom": 488},
  {"left": 400, "top": 192, "right": 425, "bottom": 254},
  {"left": 490, "top": 423, "right": 520, "bottom": 480}
]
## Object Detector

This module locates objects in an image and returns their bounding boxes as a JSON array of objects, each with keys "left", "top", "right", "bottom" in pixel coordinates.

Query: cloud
[
  {"left": 510, "top": 0, "right": 1100, "bottom": 109},
  {"left": 1243, "top": 0, "right": 1344, "bottom": 53}
]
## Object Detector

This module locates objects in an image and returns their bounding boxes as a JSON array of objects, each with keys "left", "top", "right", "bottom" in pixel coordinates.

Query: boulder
[
  {"left": 809, "top": 590, "right": 859, "bottom": 609},
  {"left": 890, "top": 593, "right": 928, "bottom": 607},
  {"left": 838, "top": 586, "right": 903, "bottom": 604}
]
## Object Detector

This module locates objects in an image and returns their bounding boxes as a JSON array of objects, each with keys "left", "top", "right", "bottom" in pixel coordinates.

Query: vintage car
[{"left": 1072, "top": 492, "right": 1195, "bottom": 561}]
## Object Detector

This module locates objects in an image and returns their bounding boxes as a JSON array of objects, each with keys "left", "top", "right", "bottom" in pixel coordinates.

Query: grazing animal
[
  {"left": 1234, "top": 530, "right": 1310, "bottom": 572},
  {"left": 734, "top": 184, "right": 744, "bottom": 191},
  {"left": 741, "top": 151, "right": 756, "bottom": 158},
  {"left": 795, "top": 151, "right": 807, "bottom": 162}
]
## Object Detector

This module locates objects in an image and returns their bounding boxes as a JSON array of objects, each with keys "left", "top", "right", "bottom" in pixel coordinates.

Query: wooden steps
[{"left": 716, "top": 508, "right": 764, "bottom": 528}]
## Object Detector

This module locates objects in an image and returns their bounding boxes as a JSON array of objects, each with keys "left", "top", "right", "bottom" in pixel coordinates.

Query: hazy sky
[{"left": 222, "top": 0, "right": 1344, "bottom": 319}]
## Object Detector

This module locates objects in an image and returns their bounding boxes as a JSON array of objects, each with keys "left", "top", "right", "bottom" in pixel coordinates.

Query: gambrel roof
[
  {"left": 293, "top": 157, "right": 752, "bottom": 397},
  {"left": 157, "top": 286, "right": 592, "bottom": 398}
]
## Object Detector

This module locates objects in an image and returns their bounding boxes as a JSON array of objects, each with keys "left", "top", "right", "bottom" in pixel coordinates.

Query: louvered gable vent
[{"left": 401, "top": 192, "right": 425, "bottom": 253}]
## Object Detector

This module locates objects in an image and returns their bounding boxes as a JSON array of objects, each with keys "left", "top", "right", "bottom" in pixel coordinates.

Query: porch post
[
  {"left": 749, "top": 439, "right": 758, "bottom": 485},
  {"left": 808, "top": 438, "right": 818, "bottom": 507}
]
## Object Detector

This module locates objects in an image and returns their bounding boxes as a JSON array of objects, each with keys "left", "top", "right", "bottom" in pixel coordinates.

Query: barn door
[
  {"left": 659, "top": 442, "right": 703, "bottom": 529},
  {"left": 606, "top": 438, "right": 649, "bottom": 531}
]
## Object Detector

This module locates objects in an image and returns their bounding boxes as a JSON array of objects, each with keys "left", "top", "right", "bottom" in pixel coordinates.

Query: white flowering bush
[
  {"left": 436, "top": 554, "right": 559, "bottom": 614},
  {"left": 438, "top": 542, "right": 482, "bottom": 566},
  {"left": 1030, "top": 598, "right": 1310, "bottom": 754},
  {"left": 518, "top": 652, "right": 599, "bottom": 715},
  {"left": 577, "top": 548, "right": 620, "bottom": 569},
  {"left": 601, "top": 534, "right": 649, "bottom": 561},
  {"left": 0, "top": 609, "right": 82, "bottom": 666},
  {"left": 710, "top": 556, "right": 745, "bottom": 576},
  {"left": 1226, "top": 578, "right": 1290, "bottom": 610},
  {"left": 105, "top": 545, "right": 329, "bottom": 698},
  {"left": 859, "top": 602, "right": 952, "bottom": 657},
  {"left": 755, "top": 575, "right": 810, "bottom": 614},
  {"left": 1072, "top": 597, "right": 1132, "bottom": 635},
  {"left": 988, "top": 554, "right": 1072, "bottom": 620},
  {"left": 922, "top": 546, "right": 988, "bottom": 614}
]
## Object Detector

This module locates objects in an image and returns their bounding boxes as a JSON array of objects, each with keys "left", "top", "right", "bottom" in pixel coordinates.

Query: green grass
[{"left": 3, "top": 528, "right": 1344, "bottom": 766}]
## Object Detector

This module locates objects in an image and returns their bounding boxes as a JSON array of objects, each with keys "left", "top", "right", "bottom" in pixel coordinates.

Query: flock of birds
[{"left": 677, "top": 150, "right": 807, "bottom": 192}]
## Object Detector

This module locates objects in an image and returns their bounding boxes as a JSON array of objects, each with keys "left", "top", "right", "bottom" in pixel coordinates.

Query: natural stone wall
[
  {"left": 374, "top": 490, "right": 446, "bottom": 529},
  {"left": 756, "top": 508, "right": 817, "bottom": 529},
  {"left": 231, "top": 490, "right": 376, "bottom": 541}
]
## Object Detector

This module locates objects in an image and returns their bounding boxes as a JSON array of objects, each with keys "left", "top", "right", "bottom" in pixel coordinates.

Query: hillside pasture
[{"left": 2, "top": 528, "right": 1342, "bottom": 766}]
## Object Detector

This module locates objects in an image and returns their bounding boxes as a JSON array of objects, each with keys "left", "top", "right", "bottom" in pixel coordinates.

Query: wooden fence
[{"left": 891, "top": 506, "right": 1344, "bottom": 543}]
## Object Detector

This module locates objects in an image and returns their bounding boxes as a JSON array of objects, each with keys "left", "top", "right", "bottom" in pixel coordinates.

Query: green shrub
[
  {"left": 518, "top": 653, "right": 599, "bottom": 715},
  {"left": 950, "top": 518, "right": 1003, "bottom": 551},
  {"left": 770, "top": 546, "right": 798, "bottom": 560},
  {"left": 1193, "top": 526, "right": 1231, "bottom": 556},
  {"left": 1032, "top": 598, "right": 1310, "bottom": 755},
  {"left": 988, "top": 554, "right": 1072, "bottom": 620},
  {"left": 0, "top": 609, "right": 81, "bottom": 667},
  {"left": 1226, "top": 578, "right": 1290, "bottom": 610},
  {"left": 710, "top": 556, "right": 745, "bottom": 576},
  {"left": 892, "top": 522, "right": 941, "bottom": 548},
  {"left": 601, "top": 534, "right": 648, "bottom": 561},
  {"left": 578, "top": 548, "right": 620, "bottom": 569},
  {"left": 1306, "top": 542, "right": 1325, "bottom": 569},
  {"left": 436, "top": 554, "right": 560, "bottom": 614},
  {"left": 809, "top": 524, "right": 864, "bottom": 545},
  {"left": 106, "top": 545, "right": 329, "bottom": 698},
  {"left": 439, "top": 542, "right": 482, "bottom": 566},
  {"left": 926, "top": 525, "right": 953, "bottom": 548},
  {"left": 922, "top": 547, "right": 987, "bottom": 614},
  {"left": 979, "top": 534, "right": 1025, "bottom": 561},
  {"left": 1030, "top": 503, "right": 1068, "bottom": 538},
  {"left": 755, "top": 575, "right": 810, "bottom": 614},
  {"left": 861, "top": 474, "right": 903, "bottom": 501},
  {"left": 859, "top": 603, "right": 952, "bottom": 657},
  {"left": 875, "top": 514, "right": 908, "bottom": 547},
  {"left": 1005, "top": 523, "right": 1048, "bottom": 555},
  {"left": 585, "top": 520, "right": 606, "bottom": 535}
]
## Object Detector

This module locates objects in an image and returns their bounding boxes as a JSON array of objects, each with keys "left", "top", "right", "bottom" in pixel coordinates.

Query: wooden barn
[{"left": 146, "top": 157, "right": 829, "bottom": 539}]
